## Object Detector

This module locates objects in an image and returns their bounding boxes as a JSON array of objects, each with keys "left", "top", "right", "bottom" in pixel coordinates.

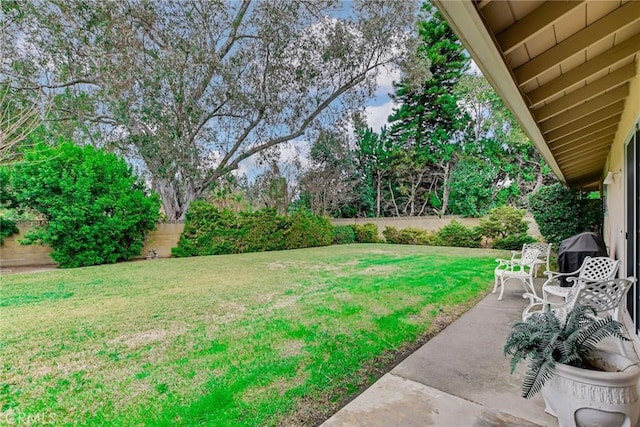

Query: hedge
[
  {"left": 172, "top": 202, "right": 333, "bottom": 257},
  {"left": 529, "top": 184, "right": 603, "bottom": 248},
  {"left": 333, "top": 226, "right": 356, "bottom": 244}
]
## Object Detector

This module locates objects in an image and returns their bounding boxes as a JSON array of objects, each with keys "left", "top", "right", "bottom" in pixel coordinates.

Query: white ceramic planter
[{"left": 541, "top": 349, "right": 640, "bottom": 427}]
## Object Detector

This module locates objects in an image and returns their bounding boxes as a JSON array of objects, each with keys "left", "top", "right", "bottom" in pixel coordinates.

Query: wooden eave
[{"left": 434, "top": 0, "right": 640, "bottom": 190}]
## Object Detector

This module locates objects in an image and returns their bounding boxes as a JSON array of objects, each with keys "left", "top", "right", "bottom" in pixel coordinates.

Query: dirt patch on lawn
[
  {"left": 0, "top": 265, "right": 58, "bottom": 275},
  {"left": 277, "top": 295, "right": 484, "bottom": 427}
]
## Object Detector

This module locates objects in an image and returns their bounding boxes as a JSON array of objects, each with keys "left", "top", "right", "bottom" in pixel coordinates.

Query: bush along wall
[
  {"left": 351, "top": 223, "right": 380, "bottom": 243},
  {"left": 529, "top": 184, "right": 603, "bottom": 248},
  {"left": 333, "top": 225, "right": 356, "bottom": 244},
  {"left": 382, "top": 221, "right": 481, "bottom": 248},
  {"left": 172, "top": 202, "right": 333, "bottom": 257},
  {"left": 477, "top": 205, "right": 537, "bottom": 250},
  {"left": 0, "top": 217, "right": 19, "bottom": 244}
]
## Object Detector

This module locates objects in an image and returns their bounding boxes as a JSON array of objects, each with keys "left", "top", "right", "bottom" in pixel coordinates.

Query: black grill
[{"left": 557, "top": 232, "right": 609, "bottom": 287}]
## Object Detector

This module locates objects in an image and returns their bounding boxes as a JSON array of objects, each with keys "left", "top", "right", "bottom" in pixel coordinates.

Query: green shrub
[
  {"left": 284, "top": 209, "right": 333, "bottom": 249},
  {"left": 383, "top": 226, "right": 435, "bottom": 245},
  {"left": 436, "top": 220, "right": 481, "bottom": 248},
  {"left": 352, "top": 223, "right": 380, "bottom": 243},
  {"left": 0, "top": 217, "right": 18, "bottom": 244},
  {"left": 5, "top": 142, "right": 160, "bottom": 267},
  {"left": 492, "top": 234, "right": 537, "bottom": 250},
  {"left": 333, "top": 225, "right": 356, "bottom": 244},
  {"left": 172, "top": 202, "right": 241, "bottom": 257},
  {"left": 172, "top": 202, "right": 333, "bottom": 257},
  {"left": 241, "top": 209, "right": 287, "bottom": 252},
  {"left": 529, "top": 184, "right": 603, "bottom": 248},
  {"left": 477, "top": 205, "right": 529, "bottom": 239},
  {"left": 382, "top": 226, "right": 399, "bottom": 243}
]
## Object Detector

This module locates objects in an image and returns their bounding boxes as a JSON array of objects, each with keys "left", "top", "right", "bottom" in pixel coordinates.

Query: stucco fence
[
  {"left": 0, "top": 216, "right": 541, "bottom": 268},
  {"left": 332, "top": 215, "right": 541, "bottom": 240},
  {"left": 0, "top": 223, "right": 186, "bottom": 269}
]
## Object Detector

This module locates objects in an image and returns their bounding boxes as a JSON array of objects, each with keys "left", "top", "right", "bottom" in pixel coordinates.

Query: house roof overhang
[{"left": 433, "top": 0, "right": 640, "bottom": 191}]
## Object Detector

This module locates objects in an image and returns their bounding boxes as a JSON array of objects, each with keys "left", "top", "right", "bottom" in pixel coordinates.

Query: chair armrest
[
  {"left": 521, "top": 293, "right": 548, "bottom": 321},
  {"left": 566, "top": 277, "right": 601, "bottom": 285},
  {"left": 521, "top": 293, "right": 571, "bottom": 321},
  {"left": 522, "top": 292, "right": 546, "bottom": 304},
  {"left": 543, "top": 270, "right": 575, "bottom": 278}
]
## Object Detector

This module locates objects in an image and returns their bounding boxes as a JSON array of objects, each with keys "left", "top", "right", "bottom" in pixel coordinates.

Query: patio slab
[
  {"left": 322, "top": 279, "right": 640, "bottom": 426},
  {"left": 321, "top": 373, "right": 540, "bottom": 427}
]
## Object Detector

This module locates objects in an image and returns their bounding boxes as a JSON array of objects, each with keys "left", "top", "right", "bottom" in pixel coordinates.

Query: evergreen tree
[{"left": 387, "top": 1, "right": 469, "bottom": 215}]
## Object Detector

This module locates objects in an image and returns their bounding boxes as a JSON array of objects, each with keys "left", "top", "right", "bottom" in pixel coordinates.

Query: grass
[{"left": 0, "top": 244, "right": 505, "bottom": 426}]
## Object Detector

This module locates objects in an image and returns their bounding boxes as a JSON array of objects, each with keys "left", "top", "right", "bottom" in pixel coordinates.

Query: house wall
[
  {"left": 604, "top": 61, "right": 640, "bottom": 271},
  {"left": 604, "top": 60, "right": 640, "bottom": 350}
]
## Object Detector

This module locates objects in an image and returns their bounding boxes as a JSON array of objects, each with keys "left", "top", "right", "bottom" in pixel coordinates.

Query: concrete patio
[{"left": 321, "top": 278, "right": 640, "bottom": 426}]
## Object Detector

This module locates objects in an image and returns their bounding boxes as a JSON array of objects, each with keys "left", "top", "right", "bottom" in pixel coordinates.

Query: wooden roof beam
[
  {"left": 546, "top": 116, "right": 620, "bottom": 146},
  {"left": 496, "top": 1, "right": 585, "bottom": 55},
  {"left": 564, "top": 171, "right": 606, "bottom": 187},
  {"left": 526, "top": 33, "right": 640, "bottom": 106},
  {"left": 551, "top": 135, "right": 612, "bottom": 157},
  {"left": 514, "top": 2, "right": 640, "bottom": 85},
  {"left": 533, "top": 63, "right": 636, "bottom": 121},
  {"left": 549, "top": 124, "right": 618, "bottom": 151},
  {"left": 537, "top": 84, "right": 629, "bottom": 131},
  {"left": 541, "top": 100, "right": 625, "bottom": 136},
  {"left": 545, "top": 110, "right": 624, "bottom": 142},
  {"left": 556, "top": 146, "right": 612, "bottom": 166},
  {"left": 561, "top": 159, "right": 607, "bottom": 175}
]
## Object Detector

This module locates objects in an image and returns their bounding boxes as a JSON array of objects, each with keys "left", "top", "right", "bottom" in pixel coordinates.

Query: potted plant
[{"left": 504, "top": 304, "right": 640, "bottom": 427}]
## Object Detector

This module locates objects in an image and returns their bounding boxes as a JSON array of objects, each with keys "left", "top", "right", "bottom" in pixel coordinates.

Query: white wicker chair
[
  {"left": 522, "top": 277, "right": 636, "bottom": 355},
  {"left": 542, "top": 256, "right": 620, "bottom": 301},
  {"left": 493, "top": 247, "right": 539, "bottom": 301},
  {"left": 513, "top": 242, "right": 551, "bottom": 277}
]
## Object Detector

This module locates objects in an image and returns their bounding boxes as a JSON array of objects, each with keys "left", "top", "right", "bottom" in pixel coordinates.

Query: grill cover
[{"left": 557, "top": 232, "right": 608, "bottom": 287}]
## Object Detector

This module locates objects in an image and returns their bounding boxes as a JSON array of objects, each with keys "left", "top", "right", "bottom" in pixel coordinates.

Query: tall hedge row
[
  {"left": 172, "top": 202, "right": 333, "bottom": 257},
  {"left": 529, "top": 184, "right": 603, "bottom": 248}
]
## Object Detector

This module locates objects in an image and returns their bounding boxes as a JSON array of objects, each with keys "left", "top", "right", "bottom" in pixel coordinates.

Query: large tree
[
  {"left": 298, "top": 130, "right": 356, "bottom": 216},
  {"left": 452, "top": 73, "right": 553, "bottom": 213},
  {"left": 1, "top": 0, "right": 416, "bottom": 219},
  {"left": 386, "top": 1, "right": 469, "bottom": 216}
]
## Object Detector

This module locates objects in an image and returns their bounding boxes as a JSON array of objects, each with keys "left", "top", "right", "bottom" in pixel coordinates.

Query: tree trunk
[
  {"left": 154, "top": 178, "right": 197, "bottom": 221},
  {"left": 441, "top": 162, "right": 451, "bottom": 217},
  {"left": 389, "top": 182, "right": 400, "bottom": 217},
  {"left": 376, "top": 174, "right": 382, "bottom": 218}
]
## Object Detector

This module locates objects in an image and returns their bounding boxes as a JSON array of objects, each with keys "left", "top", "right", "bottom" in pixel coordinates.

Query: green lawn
[{"left": 1, "top": 244, "right": 504, "bottom": 426}]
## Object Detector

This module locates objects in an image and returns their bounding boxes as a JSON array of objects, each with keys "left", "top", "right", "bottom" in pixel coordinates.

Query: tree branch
[
  {"left": 14, "top": 79, "right": 101, "bottom": 91},
  {"left": 191, "top": 0, "right": 252, "bottom": 103}
]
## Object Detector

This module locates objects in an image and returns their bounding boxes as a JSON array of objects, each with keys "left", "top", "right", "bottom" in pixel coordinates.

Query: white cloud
[
  {"left": 365, "top": 100, "right": 397, "bottom": 132},
  {"left": 375, "top": 65, "right": 401, "bottom": 96},
  {"left": 236, "top": 139, "right": 310, "bottom": 182}
]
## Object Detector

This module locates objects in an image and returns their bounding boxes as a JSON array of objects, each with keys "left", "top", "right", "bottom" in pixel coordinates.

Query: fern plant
[{"left": 504, "top": 304, "right": 629, "bottom": 399}]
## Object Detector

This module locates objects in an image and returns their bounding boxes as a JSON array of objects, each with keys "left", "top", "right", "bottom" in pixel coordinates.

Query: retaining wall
[
  {"left": 0, "top": 223, "right": 185, "bottom": 268},
  {"left": 0, "top": 216, "right": 540, "bottom": 268},
  {"left": 331, "top": 215, "right": 541, "bottom": 239}
]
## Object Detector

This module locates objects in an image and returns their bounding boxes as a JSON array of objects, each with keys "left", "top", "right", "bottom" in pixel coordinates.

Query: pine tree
[{"left": 386, "top": 1, "right": 469, "bottom": 215}]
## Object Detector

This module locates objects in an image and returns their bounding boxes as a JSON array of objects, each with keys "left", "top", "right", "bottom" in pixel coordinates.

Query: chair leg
[
  {"left": 528, "top": 278, "right": 536, "bottom": 297},
  {"left": 493, "top": 272, "right": 499, "bottom": 294},
  {"left": 499, "top": 276, "right": 506, "bottom": 301}
]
